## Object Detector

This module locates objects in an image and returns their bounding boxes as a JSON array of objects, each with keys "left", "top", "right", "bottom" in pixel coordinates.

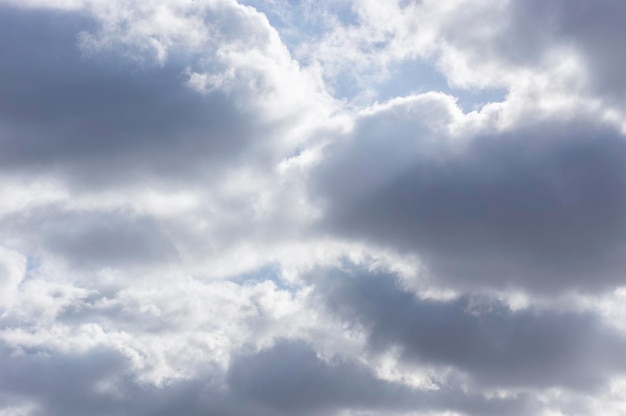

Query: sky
[{"left": 2, "top": 0, "right": 626, "bottom": 415}]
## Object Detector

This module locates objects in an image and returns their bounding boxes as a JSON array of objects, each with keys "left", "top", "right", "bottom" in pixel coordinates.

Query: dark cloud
[
  {"left": 314, "top": 266, "right": 626, "bottom": 391},
  {"left": 229, "top": 339, "right": 410, "bottom": 414},
  {"left": 46, "top": 211, "right": 177, "bottom": 269},
  {"left": 0, "top": 341, "right": 266, "bottom": 416},
  {"left": 0, "top": 206, "right": 176, "bottom": 271},
  {"left": 0, "top": 339, "right": 534, "bottom": 416},
  {"left": 228, "top": 338, "right": 534, "bottom": 416},
  {"left": 0, "top": 344, "right": 129, "bottom": 416},
  {"left": 313, "top": 107, "right": 626, "bottom": 292},
  {"left": 0, "top": 6, "right": 260, "bottom": 189}
]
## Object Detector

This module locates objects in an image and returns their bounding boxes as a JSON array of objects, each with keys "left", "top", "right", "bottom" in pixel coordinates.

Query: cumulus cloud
[
  {"left": 228, "top": 338, "right": 539, "bottom": 416},
  {"left": 312, "top": 95, "right": 626, "bottom": 293},
  {"left": 0, "top": 4, "right": 269, "bottom": 188},
  {"left": 0, "top": 336, "right": 535, "bottom": 416},
  {"left": 314, "top": 266, "right": 626, "bottom": 390},
  {"left": 2, "top": 0, "right": 626, "bottom": 415}
]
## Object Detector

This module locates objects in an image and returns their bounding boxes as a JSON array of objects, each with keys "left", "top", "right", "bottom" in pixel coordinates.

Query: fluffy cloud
[
  {"left": 312, "top": 94, "right": 626, "bottom": 293},
  {"left": 228, "top": 339, "right": 539, "bottom": 416},
  {"left": 0, "top": 338, "right": 536, "bottom": 416},
  {"left": 2, "top": 0, "right": 626, "bottom": 415},
  {"left": 0, "top": 2, "right": 325, "bottom": 188},
  {"left": 314, "top": 266, "right": 626, "bottom": 390}
]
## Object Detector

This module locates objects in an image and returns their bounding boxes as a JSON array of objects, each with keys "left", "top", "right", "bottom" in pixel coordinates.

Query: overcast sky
[{"left": 2, "top": 1, "right": 626, "bottom": 415}]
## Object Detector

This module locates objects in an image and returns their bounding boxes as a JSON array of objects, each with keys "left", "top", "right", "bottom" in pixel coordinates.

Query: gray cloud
[
  {"left": 313, "top": 105, "right": 626, "bottom": 292},
  {"left": 0, "top": 5, "right": 260, "bottom": 189},
  {"left": 314, "top": 266, "right": 626, "bottom": 391},
  {"left": 227, "top": 339, "right": 535, "bottom": 416},
  {"left": 3, "top": 1, "right": 626, "bottom": 415},
  {"left": 45, "top": 210, "right": 177, "bottom": 269},
  {"left": 228, "top": 339, "right": 417, "bottom": 415},
  {"left": 441, "top": 0, "right": 626, "bottom": 102},
  {"left": 0, "top": 344, "right": 129, "bottom": 416},
  {"left": 509, "top": 0, "right": 626, "bottom": 99},
  {"left": 0, "top": 339, "right": 535, "bottom": 416},
  {"left": 0, "top": 340, "right": 253, "bottom": 416},
  {"left": 0, "top": 206, "right": 176, "bottom": 272}
]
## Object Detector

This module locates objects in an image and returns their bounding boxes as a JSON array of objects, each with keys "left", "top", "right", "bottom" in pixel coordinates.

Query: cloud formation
[
  {"left": 316, "top": 267, "right": 626, "bottom": 390},
  {"left": 2, "top": 1, "right": 626, "bottom": 415},
  {"left": 0, "top": 4, "right": 268, "bottom": 188},
  {"left": 313, "top": 96, "right": 626, "bottom": 292}
]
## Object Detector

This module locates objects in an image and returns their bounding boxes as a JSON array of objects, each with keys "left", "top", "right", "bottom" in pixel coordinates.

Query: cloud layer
[{"left": 2, "top": 1, "right": 626, "bottom": 415}]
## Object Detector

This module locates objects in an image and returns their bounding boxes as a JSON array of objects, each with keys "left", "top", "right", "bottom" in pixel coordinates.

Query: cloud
[
  {"left": 0, "top": 345, "right": 129, "bottom": 415},
  {"left": 2, "top": 1, "right": 626, "bottom": 415},
  {"left": 312, "top": 94, "right": 626, "bottom": 293},
  {"left": 481, "top": 0, "right": 626, "bottom": 101},
  {"left": 0, "top": 247, "right": 26, "bottom": 309},
  {"left": 0, "top": 336, "right": 535, "bottom": 416},
  {"left": 313, "top": 266, "right": 626, "bottom": 391},
  {"left": 228, "top": 338, "right": 536, "bottom": 416},
  {"left": 0, "top": 341, "right": 228, "bottom": 416},
  {"left": 0, "top": 1, "right": 334, "bottom": 282},
  {"left": 283, "top": 0, "right": 626, "bottom": 121},
  {"left": 0, "top": 5, "right": 257, "bottom": 188},
  {"left": 228, "top": 339, "right": 417, "bottom": 414}
]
